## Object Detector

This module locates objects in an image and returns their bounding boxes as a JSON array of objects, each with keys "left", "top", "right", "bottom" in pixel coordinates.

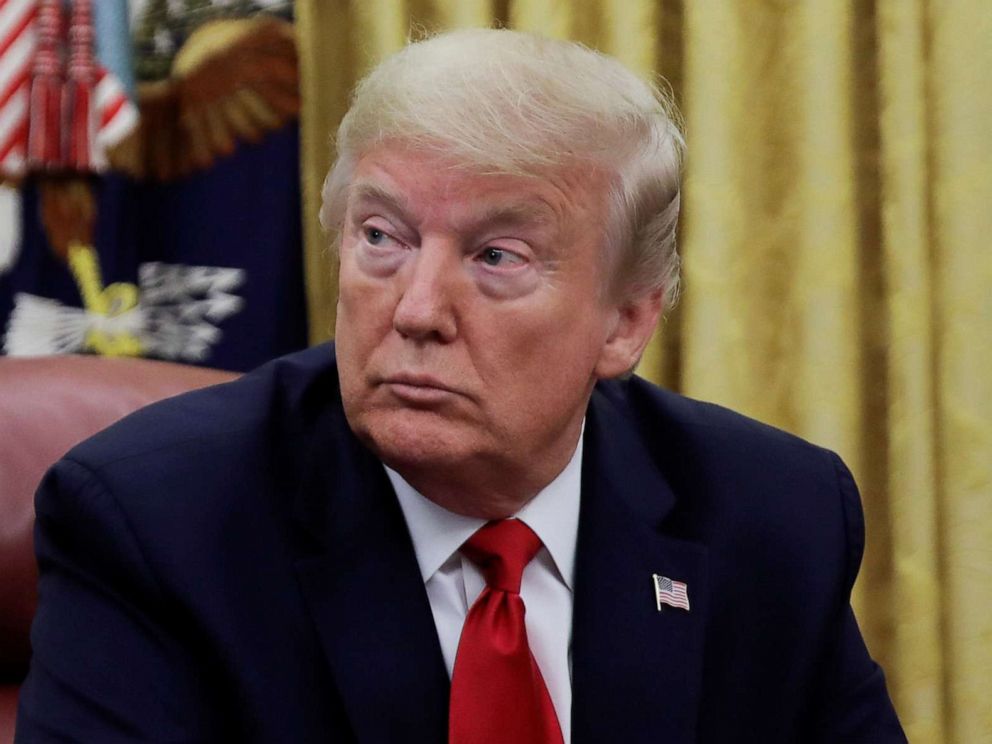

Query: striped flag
[
  {"left": 0, "top": 0, "right": 38, "bottom": 177},
  {"left": 91, "top": 0, "right": 137, "bottom": 167},
  {"left": 90, "top": 59, "right": 135, "bottom": 168},
  {"left": 0, "top": 0, "right": 136, "bottom": 176},
  {"left": 653, "top": 574, "right": 691, "bottom": 611}
]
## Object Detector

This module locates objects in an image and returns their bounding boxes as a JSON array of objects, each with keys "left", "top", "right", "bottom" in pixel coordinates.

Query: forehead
[
  {"left": 349, "top": 181, "right": 559, "bottom": 231},
  {"left": 344, "top": 145, "right": 609, "bottom": 232}
]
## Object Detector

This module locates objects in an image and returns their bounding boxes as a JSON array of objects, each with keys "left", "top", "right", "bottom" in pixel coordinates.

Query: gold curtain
[{"left": 295, "top": 2, "right": 992, "bottom": 741}]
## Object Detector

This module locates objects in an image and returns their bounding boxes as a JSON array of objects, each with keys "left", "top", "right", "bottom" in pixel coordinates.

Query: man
[{"left": 16, "top": 29, "right": 905, "bottom": 743}]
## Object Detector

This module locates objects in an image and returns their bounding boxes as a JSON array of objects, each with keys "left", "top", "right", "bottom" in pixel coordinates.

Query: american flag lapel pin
[{"left": 653, "top": 574, "right": 690, "bottom": 612}]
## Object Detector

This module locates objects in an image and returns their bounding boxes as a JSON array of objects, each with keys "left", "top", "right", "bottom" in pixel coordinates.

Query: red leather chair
[{"left": 0, "top": 355, "right": 237, "bottom": 742}]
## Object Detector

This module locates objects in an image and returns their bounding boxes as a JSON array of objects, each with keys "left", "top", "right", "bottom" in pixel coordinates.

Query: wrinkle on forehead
[
  {"left": 349, "top": 180, "right": 561, "bottom": 233},
  {"left": 345, "top": 146, "right": 612, "bottom": 265}
]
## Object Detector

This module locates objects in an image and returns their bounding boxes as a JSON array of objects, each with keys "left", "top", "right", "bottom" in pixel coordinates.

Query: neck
[
  {"left": 404, "top": 474, "right": 540, "bottom": 520},
  {"left": 391, "top": 428, "right": 583, "bottom": 520}
]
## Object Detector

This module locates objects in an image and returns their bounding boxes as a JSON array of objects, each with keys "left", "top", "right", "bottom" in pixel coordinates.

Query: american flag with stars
[{"left": 653, "top": 574, "right": 690, "bottom": 611}]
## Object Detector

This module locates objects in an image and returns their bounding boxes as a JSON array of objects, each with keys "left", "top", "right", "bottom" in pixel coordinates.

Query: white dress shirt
[{"left": 387, "top": 434, "right": 583, "bottom": 744}]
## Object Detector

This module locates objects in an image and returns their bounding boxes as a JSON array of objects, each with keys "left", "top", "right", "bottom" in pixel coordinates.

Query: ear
[{"left": 594, "top": 288, "right": 664, "bottom": 379}]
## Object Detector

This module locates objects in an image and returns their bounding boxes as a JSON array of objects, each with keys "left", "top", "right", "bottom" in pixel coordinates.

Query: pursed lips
[{"left": 378, "top": 372, "right": 468, "bottom": 403}]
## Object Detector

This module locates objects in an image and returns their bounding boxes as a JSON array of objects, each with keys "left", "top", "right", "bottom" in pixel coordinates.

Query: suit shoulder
[
  {"left": 595, "top": 374, "right": 836, "bottom": 469},
  {"left": 66, "top": 344, "right": 339, "bottom": 474},
  {"left": 593, "top": 375, "right": 856, "bottom": 546},
  {"left": 45, "top": 345, "right": 345, "bottom": 565}
]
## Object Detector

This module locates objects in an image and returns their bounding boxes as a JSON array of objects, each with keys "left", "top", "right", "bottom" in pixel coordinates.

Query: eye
[
  {"left": 481, "top": 247, "right": 503, "bottom": 265},
  {"left": 364, "top": 226, "right": 387, "bottom": 245},
  {"left": 478, "top": 246, "right": 525, "bottom": 268}
]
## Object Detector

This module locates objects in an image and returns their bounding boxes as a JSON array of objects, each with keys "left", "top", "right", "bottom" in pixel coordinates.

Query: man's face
[{"left": 334, "top": 145, "right": 652, "bottom": 512}]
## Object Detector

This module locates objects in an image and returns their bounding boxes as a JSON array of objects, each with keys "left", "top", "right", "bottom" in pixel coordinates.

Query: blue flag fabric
[
  {"left": 0, "top": 124, "right": 308, "bottom": 372},
  {"left": 94, "top": 0, "right": 136, "bottom": 97}
]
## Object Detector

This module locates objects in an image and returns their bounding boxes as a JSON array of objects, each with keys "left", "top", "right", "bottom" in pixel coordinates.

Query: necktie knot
[{"left": 461, "top": 519, "right": 542, "bottom": 594}]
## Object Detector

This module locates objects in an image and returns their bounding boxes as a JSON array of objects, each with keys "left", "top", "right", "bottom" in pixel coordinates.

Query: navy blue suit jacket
[{"left": 16, "top": 344, "right": 905, "bottom": 742}]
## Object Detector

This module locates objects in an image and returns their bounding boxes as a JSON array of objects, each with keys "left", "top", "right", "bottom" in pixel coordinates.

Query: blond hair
[{"left": 320, "top": 28, "right": 684, "bottom": 308}]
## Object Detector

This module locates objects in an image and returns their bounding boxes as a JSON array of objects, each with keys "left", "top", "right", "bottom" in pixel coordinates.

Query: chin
[{"left": 350, "top": 406, "right": 484, "bottom": 474}]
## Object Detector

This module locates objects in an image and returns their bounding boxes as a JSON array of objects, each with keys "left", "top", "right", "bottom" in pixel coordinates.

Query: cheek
[
  {"left": 537, "top": 308, "right": 611, "bottom": 383},
  {"left": 335, "top": 258, "right": 399, "bottom": 369},
  {"left": 471, "top": 303, "right": 606, "bottom": 386},
  {"left": 338, "top": 249, "right": 396, "bottom": 322}
]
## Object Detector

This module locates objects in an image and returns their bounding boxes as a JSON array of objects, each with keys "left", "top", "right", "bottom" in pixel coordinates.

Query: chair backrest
[{"left": 0, "top": 355, "right": 238, "bottom": 682}]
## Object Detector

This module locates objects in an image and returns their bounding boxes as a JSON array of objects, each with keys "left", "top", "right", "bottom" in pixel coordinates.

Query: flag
[
  {"left": 654, "top": 574, "right": 690, "bottom": 611},
  {"left": 0, "top": 0, "right": 38, "bottom": 177},
  {"left": 1, "top": 0, "right": 137, "bottom": 176},
  {"left": 90, "top": 0, "right": 137, "bottom": 168}
]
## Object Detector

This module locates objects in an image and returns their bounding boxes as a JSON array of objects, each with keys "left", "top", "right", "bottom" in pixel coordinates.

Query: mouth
[{"left": 379, "top": 373, "right": 464, "bottom": 405}]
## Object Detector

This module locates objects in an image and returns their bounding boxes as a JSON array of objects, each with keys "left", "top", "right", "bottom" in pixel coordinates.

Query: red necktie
[{"left": 448, "top": 519, "right": 564, "bottom": 744}]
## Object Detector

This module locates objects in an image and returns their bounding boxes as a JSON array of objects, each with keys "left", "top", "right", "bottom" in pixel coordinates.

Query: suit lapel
[
  {"left": 292, "top": 401, "right": 449, "bottom": 744},
  {"left": 571, "top": 388, "right": 708, "bottom": 744}
]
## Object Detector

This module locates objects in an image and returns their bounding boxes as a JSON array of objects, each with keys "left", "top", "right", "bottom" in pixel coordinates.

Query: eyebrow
[
  {"left": 348, "top": 183, "right": 411, "bottom": 218},
  {"left": 347, "top": 181, "right": 558, "bottom": 234},
  {"left": 474, "top": 202, "right": 557, "bottom": 232}
]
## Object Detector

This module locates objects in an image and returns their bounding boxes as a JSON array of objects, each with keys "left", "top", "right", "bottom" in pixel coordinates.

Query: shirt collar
[{"left": 388, "top": 423, "right": 584, "bottom": 591}]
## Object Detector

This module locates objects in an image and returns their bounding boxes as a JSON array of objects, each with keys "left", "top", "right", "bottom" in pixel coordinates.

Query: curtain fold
[
  {"left": 927, "top": 4, "right": 992, "bottom": 741},
  {"left": 295, "top": 2, "right": 992, "bottom": 740},
  {"left": 876, "top": 2, "right": 944, "bottom": 741}
]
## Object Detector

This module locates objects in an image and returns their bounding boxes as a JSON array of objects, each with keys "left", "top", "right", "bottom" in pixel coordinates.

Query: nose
[{"left": 392, "top": 244, "right": 458, "bottom": 343}]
